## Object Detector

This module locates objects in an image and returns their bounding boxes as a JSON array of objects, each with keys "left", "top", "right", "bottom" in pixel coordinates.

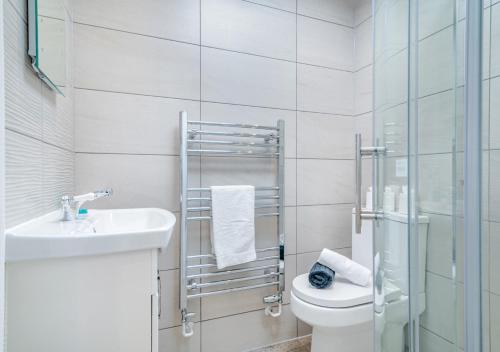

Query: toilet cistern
[{"left": 61, "top": 188, "right": 113, "bottom": 221}]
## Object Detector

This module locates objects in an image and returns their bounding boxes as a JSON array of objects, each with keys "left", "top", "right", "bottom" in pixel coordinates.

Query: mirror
[{"left": 28, "top": 0, "right": 67, "bottom": 95}]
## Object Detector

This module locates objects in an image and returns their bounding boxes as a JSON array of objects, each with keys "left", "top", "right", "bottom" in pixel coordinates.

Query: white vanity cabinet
[
  {"left": 6, "top": 249, "right": 160, "bottom": 352},
  {"left": 4, "top": 208, "right": 175, "bottom": 352}
]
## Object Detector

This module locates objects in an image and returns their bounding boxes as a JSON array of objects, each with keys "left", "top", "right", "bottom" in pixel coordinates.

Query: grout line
[
  {"left": 75, "top": 21, "right": 356, "bottom": 73},
  {"left": 6, "top": 128, "right": 74, "bottom": 154}
]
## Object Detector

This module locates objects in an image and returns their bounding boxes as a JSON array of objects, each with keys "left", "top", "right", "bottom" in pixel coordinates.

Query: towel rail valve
[
  {"left": 263, "top": 293, "right": 282, "bottom": 318},
  {"left": 181, "top": 309, "right": 196, "bottom": 338}
]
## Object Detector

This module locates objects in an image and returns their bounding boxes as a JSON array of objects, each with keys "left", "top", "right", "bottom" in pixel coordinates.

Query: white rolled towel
[{"left": 318, "top": 248, "right": 372, "bottom": 287}]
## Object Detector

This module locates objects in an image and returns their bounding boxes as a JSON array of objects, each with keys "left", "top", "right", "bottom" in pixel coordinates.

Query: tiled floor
[{"left": 248, "top": 336, "right": 311, "bottom": 352}]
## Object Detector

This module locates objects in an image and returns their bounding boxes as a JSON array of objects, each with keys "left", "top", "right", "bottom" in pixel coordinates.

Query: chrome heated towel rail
[{"left": 179, "top": 111, "right": 285, "bottom": 337}]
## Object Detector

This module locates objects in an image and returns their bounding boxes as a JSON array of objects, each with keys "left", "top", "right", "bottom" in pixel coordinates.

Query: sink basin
[{"left": 5, "top": 208, "right": 176, "bottom": 262}]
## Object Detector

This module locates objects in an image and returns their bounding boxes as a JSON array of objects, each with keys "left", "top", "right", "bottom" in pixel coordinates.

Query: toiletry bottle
[
  {"left": 383, "top": 186, "right": 395, "bottom": 213},
  {"left": 366, "top": 186, "right": 373, "bottom": 211},
  {"left": 398, "top": 186, "right": 408, "bottom": 214}
]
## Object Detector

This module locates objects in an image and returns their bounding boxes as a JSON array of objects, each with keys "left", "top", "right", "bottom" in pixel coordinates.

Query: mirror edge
[{"left": 27, "top": 0, "right": 64, "bottom": 96}]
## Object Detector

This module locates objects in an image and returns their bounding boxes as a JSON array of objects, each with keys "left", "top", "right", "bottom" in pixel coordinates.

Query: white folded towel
[
  {"left": 318, "top": 248, "right": 372, "bottom": 287},
  {"left": 210, "top": 185, "right": 256, "bottom": 269}
]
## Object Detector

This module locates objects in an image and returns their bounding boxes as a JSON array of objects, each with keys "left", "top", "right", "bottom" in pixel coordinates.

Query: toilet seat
[{"left": 292, "top": 274, "right": 373, "bottom": 308}]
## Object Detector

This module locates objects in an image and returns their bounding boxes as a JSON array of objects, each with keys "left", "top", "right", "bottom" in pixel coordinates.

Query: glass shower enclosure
[{"left": 370, "top": 0, "right": 493, "bottom": 351}]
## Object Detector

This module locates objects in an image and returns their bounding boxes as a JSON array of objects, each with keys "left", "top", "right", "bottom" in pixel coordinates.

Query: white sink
[{"left": 5, "top": 208, "right": 176, "bottom": 262}]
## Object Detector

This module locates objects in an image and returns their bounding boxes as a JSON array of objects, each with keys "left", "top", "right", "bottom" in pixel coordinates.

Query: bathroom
[{"left": 0, "top": 0, "right": 496, "bottom": 351}]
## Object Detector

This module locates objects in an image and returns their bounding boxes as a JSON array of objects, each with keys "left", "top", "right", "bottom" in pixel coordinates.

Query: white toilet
[{"left": 290, "top": 210, "right": 429, "bottom": 352}]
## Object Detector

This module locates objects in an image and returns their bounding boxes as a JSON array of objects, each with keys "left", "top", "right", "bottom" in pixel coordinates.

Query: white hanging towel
[
  {"left": 318, "top": 248, "right": 372, "bottom": 287},
  {"left": 210, "top": 185, "right": 256, "bottom": 269}
]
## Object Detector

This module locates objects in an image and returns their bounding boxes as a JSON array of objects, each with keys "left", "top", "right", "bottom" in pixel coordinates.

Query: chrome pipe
[
  {"left": 187, "top": 120, "right": 278, "bottom": 130},
  {"left": 187, "top": 149, "right": 279, "bottom": 156},
  {"left": 187, "top": 129, "right": 276, "bottom": 139},
  {"left": 186, "top": 264, "right": 279, "bottom": 279},
  {"left": 188, "top": 140, "right": 279, "bottom": 147},
  {"left": 187, "top": 247, "right": 279, "bottom": 260},
  {"left": 187, "top": 281, "right": 279, "bottom": 299},
  {"left": 187, "top": 272, "right": 279, "bottom": 290},
  {"left": 187, "top": 256, "right": 279, "bottom": 269},
  {"left": 188, "top": 187, "right": 279, "bottom": 192},
  {"left": 187, "top": 204, "right": 279, "bottom": 212}
]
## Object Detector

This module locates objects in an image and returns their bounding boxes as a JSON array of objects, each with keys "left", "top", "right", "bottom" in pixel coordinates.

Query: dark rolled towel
[{"left": 308, "top": 262, "right": 335, "bottom": 289}]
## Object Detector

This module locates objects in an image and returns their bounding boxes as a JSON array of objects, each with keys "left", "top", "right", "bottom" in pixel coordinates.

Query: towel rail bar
[
  {"left": 187, "top": 195, "right": 279, "bottom": 201},
  {"left": 179, "top": 111, "right": 285, "bottom": 337},
  {"left": 187, "top": 272, "right": 279, "bottom": 290},
  {"left": 187, "top": 281, "right": 280, "bottom": 300},
  {"left": 187, "top": 129, "right": 277, "bottom": 140},
  {"left": 187, "top": 120, "right": 279, "bottom": 130},
  {"left": 186, "top": 212, "right": 279, "bottom": 221},
  {"left": 186, "top": 264, "right": 279, "bottom": 280},
  {"left": 187, "top": 255, "right": 279, "bottom": 270},
  {"left": 188, "top": 140, "right": 279, "bottom": 148},
  {"left": 187, "top": 247, "right": 278, "bottom": 260},
  {"left": 187, "top": 187, "right": 279, "bottom": 192},
  {"left": 187, "top": 204, "right": 279, "bottom": 212}
]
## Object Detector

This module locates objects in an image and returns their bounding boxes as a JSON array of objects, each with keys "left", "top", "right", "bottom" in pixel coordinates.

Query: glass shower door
[
  {"left": 372, "top": 0, "right": 490, "bottom": 351},
  {"left": 372, "top": 1, "right": 413, "bottom": 351}
]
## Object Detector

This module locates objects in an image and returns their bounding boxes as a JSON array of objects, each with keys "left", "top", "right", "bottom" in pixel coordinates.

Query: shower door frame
[{"left": 463, "top": 0, "right": 483, "bottom": 351}]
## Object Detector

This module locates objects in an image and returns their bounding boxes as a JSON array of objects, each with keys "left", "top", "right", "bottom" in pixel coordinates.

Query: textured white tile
[
  {"left": 75, "top": 89, "right": 200, "bottom": 155},
  {"left": 297, "top": 15, "right": 353, "bottom": 70},
  {"left": 354, "top": 17, "right": 372, "bottom": 70},
  {"left": 297, "top": 64, "right": 353, "bottom": 115},
  {"left": 159, "top": 270, "right": 200, "bottom": 329},
  {"left": 42, "top": 84, "right": 74, "bottom": 151},
  {"left": 5, "top": 131, "right": 44, "bottom": 228},
  {"left": 296, "top": 204, "right": 352, "bottom": 253},
  {"left": 42, "top": 144, "right": 74, "bottom": 212},
  {"left": 247, "top": 0, "right": 297, "bottom": 12},
  {"left": 297, "top": 159, "right": 354, "bottom": 206},
  {"left": 74, "top": 24, "right": 200, "bottom": 99},
  {"left": 354, "top": 65, "right": 372, "bottom": 115},
  {"left": 297, "top": 112, "right": 355, "bottom": 159},
  {"left": 200, "top": 255, "right": 296, "bottom": 320},
  {"left": 200, "top": 102, "right": 297, "bottom": 158},
  {"left": 418, "top": 26, "right": 454, "bottom": 97},
  {"left": 4, "top": 2, "right": 43, "bottom": 139},
  {"left": 297, "top": 0, "right": 354, "bottom": 27},
  {"left": 202, "top": 47, "right": 296, "bottom": 109},
  {"left": 159, "top": 324, "right": 200, "bottom": 352},
  {"left": 72, "top": 0, "right": 200, "bottom": 44},
  {"left": 201, "top": 305, "right": 297, "bottom": 352},
  {"left": 75, "top": 153, "right": 194, "bottom": 212},
  {"left": 202, "top": 0, "right": 296, "bottom": 61}
]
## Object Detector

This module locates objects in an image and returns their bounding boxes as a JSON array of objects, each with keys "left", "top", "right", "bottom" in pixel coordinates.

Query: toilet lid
[{"left": 292, "top": 274, "right": 373, "bottom": 308}]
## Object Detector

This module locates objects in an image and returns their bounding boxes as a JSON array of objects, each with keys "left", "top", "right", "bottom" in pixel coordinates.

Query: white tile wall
[
  {"left": 4, "top": 0, "right": 75, "bottom": 228},
  {"left": 72, "top": 0, "right": 368, "bottom": 350},
  {"left": 201, "top": 0, "right": 296, "bottom": 61}
]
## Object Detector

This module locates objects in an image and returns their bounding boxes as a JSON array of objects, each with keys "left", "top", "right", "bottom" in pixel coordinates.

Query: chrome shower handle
[{"left": 354, "top": 134, "right": 386, "bottom": 233}]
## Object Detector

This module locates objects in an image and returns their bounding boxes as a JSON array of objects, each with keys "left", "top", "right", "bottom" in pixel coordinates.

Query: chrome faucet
[{"left": 61, "top": 189, "right": 113, "bottom": 221}]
